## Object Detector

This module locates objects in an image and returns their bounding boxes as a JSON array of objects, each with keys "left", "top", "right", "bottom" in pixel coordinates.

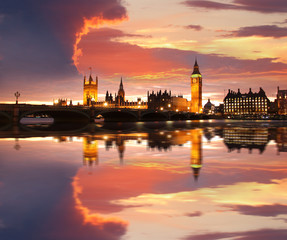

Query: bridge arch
[
  {"left": 96, "top": 109, "right": 138, "bottom": 122},
  {"left": 170, "top": 112, "right": 188, "bottom": 120},
  {"left": 0, "top": 111, "right": 12, "bottom": 124},
  {"left": 20, "top": 109, "right": 90, "bottom": 123},
  {"left": 141, "top": 111, "right": 168, "bottom": 121}
]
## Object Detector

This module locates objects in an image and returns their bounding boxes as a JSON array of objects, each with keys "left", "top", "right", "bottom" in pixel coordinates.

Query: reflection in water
[
  {"left": 14, "top": 138, "right": 21, "bottom": 150},
  {"left": 83, "top": 137, "right": 98, "bottom": 166},
  {"left": 80, "top": 127, "right": 287, "bottom": 181},
  {"left": 82, "top": 130, "right": 204, "bottom": 179},
  {"left": 2, "top": 124, "right": 287, "bottom": 240},
  {"left": 223, "top": 128, "right": 269, "bottom": 154},
  {"left": 276, "top": 127, "right": 287, "bottom": 153},
  {"left": 190, "top": 129, "right": 202, "bottom": 180}
]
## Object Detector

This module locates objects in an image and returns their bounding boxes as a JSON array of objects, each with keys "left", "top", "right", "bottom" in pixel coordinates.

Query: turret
[{"left": 89, "top": 74, "right": 93, "bottom": 84}]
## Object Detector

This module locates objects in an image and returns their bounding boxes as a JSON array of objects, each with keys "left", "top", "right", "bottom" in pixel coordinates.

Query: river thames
[{"left": 0, "top": 120, "right": 287, "bottom": 240}]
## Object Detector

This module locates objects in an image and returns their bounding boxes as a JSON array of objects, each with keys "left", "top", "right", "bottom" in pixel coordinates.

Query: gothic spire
[
  {"left": 88, "top": 67, "right": 93, "bottom": 82},
  {"left": 120, "top": 77, "right": 123, "bottom": 90},
  {"left": 194, "top": 57, "right": 198, "bottom": 67},
  {"left": 192, "top": 58, "right": 201, "bottom": 75}
]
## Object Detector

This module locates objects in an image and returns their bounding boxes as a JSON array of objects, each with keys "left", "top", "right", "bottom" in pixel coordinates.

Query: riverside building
[{"left": 223, "top": 88, "right": 270, "bottom": 115}]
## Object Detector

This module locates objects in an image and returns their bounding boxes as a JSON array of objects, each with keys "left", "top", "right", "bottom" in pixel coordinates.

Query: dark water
[{"left": 0, "top": 120, "right": 287, "bottom": 240}]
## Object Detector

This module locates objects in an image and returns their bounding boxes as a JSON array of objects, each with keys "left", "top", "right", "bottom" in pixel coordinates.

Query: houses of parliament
[{"left": 82, "top": 60, "right": 203, "bottom": 113}]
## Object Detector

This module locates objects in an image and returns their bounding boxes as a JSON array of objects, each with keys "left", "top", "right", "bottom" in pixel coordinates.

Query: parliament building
[
  {"left": 83, "top": 73, "right": 98, "bottom": 106},
  {"left": 224, "top": 87, "right": 270, "bottom": 115}
]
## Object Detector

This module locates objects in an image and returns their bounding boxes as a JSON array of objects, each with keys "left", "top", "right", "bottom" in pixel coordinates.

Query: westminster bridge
[{"left": 0, "top": 104, "right": 198, "bottom": 124}]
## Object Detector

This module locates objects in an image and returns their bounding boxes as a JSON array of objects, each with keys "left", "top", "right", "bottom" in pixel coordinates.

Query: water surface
[{"left": 0, "top": 121, "right": 287, "bottom": 240}]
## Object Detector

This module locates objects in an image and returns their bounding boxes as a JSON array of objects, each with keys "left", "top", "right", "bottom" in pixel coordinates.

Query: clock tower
[{"left": 191, "top": 59, "right": 202, "bottom": 113}]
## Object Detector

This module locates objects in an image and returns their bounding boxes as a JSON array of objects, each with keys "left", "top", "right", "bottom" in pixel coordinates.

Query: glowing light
[
  {"left": 104, "top": 102, "right": 108, "bottom": 107},
  {"left": 160, "top": 107, "right": 164, "bottom": 110},
  {"left": 168, "top": 104, "right": 171, "bottom": 108},
  {"left": 103, "top": 136, "right": 108, "bottom": 140},
  {"left": 176, "top": 109, "right": 179, "bottom": 112}
]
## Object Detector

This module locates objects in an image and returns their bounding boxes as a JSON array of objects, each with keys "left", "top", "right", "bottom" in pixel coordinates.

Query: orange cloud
[
  {"left": 72, "top": 176, "right": 128, "bottom": 233},
  {"left": 73, "top": 16, "right": 128, "bottom": 67}
]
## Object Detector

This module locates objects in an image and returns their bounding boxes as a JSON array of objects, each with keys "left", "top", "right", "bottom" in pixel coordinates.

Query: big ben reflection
[
  {"left": 83, "top": 136, "right": 98, "bottom": 166},
  {"left": 190, "top": 129, "right": 203, "bottom": 181},
  {"left": 81, "top": 131, "right": 204, "bottom": 180}
]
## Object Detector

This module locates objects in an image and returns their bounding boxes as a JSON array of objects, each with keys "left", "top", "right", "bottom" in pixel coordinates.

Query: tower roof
[
  {"left": 89, "top": 74, "right": 93, "bottom": 82},
  {"left": 119, "top": 77, "right": 124, "bottom": 91},
  {"left": 120, "top": 77, "right": 123, "bottom": 89},
  {"left": 192, "top": 59, "right": 201, "bottom": 75},
  {"left": 118, "top": 77, "right": 125, "bottom": 95}
]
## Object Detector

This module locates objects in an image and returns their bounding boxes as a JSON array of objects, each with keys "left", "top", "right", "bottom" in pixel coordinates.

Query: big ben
[{"left": 191, "top": 59, "right": 202, "bottom": 113}]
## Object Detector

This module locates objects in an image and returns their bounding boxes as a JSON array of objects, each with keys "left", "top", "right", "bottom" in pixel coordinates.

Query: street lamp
[{"left": 14, "top": 91, "right": 20, "bottom": 104}]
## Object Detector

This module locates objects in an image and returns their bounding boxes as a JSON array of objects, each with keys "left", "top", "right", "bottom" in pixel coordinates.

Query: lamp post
[{"left": 14, "top": 91, "right": 20, "bottom": 104}]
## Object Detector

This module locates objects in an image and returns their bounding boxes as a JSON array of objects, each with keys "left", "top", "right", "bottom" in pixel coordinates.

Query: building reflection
[
  {"left": 83, "top": 136, "right": 98, "bottom": 166},
  {"left": 190, "top": 129, "right": 202, "bottom": 181},
  {"left": 115, "top": 136, "right": 125, "bottom": 165},
  {"left": 223, "top": 127, "right": 269, "bottom": 154},
  {"left": 53, "top": 126, "right": 287, "bottom": 180},
  {"left": 276, "top": 127, "right": 287, "bottom": 153},
  {"left": 80, "top": 130, "right": 203, "bottom": 180}
]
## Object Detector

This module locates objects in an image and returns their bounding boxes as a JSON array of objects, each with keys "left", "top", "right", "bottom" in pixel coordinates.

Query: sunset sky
[{"left": 1, "top": 0, "right": 287, "bottom": 105}]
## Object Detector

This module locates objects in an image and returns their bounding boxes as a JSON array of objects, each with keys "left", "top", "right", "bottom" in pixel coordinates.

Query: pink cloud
[
  {"left": 183, "top": 0, "right": 287, "bottom": 13},
  {"left": 223, "top": 25, "right": 287, "bottom": 38}
]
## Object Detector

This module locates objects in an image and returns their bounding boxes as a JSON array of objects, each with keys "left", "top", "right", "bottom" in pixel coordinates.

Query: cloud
[
  {"left": 229, "top": 204, "right": 287, "bottom": 217},
  {"left": 78, "top": 28, "right": 287, "bottom": 77},
  {"left": 184, "top": 211, "right": 203, "bottom": 217},
  {"left": 184, "top": 25, "right": 203, "bottom": 31},
  {"left": 76, "top": 27, "right": 287, "bottom": 101},
  {"left": 72, "top": 165, "right": 191, "bottom": 215},
  {"left": 183, "top": 0, "right": 287, "bottom": 13},
  {"left": 0, "top": 0, "right": 127, "bottom": 94},
  {"left": 183, "top": 229, "right": 287, "bottom": 240},
  {"left": 224, "top": 25, "right": 287, "bottom": 38},
  {"left": 274, "top": 19, "right": 287, "bottom": 24}
]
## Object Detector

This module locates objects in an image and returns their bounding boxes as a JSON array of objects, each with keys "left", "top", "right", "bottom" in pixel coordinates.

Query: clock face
[{"left": 192, "top": 79, "right": 197, "bottom": 83}]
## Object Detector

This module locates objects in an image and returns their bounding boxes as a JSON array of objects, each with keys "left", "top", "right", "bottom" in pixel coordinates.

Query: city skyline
[{"left": 1, "top": 0, "right": 287, "bottom": 105}]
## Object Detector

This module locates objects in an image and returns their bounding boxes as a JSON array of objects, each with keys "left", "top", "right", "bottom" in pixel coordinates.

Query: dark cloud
[
  {"left": 183, "top": 229, "right": 287, "bottom": 240},
  {"left": 229, "top": 204, "right": 287, "bottom": 217},
  {"left": 183, "top": 0, "right": 287, "bottom": 13},
  {"left": 183, "top": 0, "right": 238, "bottom": 11},
  {"left": 275, "top": 19, "right": 287, "bottom": 24},
  {"left": 184, "top": 211, "right": 203, "bottom": 217},
  {"left": 224, "top": 25, "right": 287, "bottom": 38},
  {"left": 0, "top": 0, "right": 127, "bottom": 99},
  {"left": 184, "top": 25, "right": 203, "bottom": 31}
]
